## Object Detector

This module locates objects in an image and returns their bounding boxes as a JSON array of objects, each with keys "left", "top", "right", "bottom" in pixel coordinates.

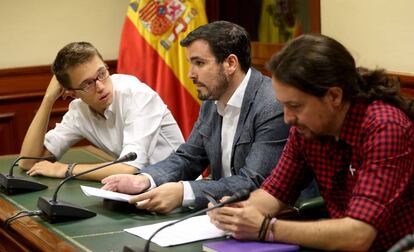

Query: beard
[
  {"left": 298, "top": 127, "right": 318, "bottom": 139},
  {"left": 194, "top": 66, "right": 229, "bottom": 101}
]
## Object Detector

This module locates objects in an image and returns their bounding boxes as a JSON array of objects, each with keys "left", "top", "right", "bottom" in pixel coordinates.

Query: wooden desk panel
[{"left": 0, "top": 196, "right": 78, "bottom": 252}]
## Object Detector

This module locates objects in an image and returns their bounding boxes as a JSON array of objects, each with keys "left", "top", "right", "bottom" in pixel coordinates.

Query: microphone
[
  {"left": 387, "top": 234, "right": 414, "bottom": 252},
  {"left": 37, "top": 152, "right": 137, "bottom": 223},
  {"left": 123, "top": 189, "right": 250, "bottom": 252},
  {"left": 0, "top": 155, "right": 55, "bottom": 194}
]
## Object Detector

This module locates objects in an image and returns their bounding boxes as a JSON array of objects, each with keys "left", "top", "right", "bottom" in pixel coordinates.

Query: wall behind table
[
  {"left": 321, "top": 0, "right": 414, "bottom": 97},
  {"left": 321, "top": 0, "right": 414, "bottom": 74},
  {"left": 0, "top": 0, "right": 130, "bottom": 68},
  {"left": 0, "top": 0, "right": 129, "bottom": 155}
]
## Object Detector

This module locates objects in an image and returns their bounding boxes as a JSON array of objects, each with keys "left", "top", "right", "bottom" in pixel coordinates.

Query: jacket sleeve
[
  {"left": 189, "top": 100, "right": 289, "bottom": 208},
  {"left": 140, "top": 112, "right": 211, "bottom": 184}
]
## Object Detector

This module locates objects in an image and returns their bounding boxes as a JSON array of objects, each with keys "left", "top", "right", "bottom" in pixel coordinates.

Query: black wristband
[
  {"left": 258, "top": 216, "right": 270, "bottom": 241},
  {"left": 261, "top": 216, "right": 271, "bottom": 241},
  {"left": 65, "top": 163, "right": 77, "bottom": 178}
]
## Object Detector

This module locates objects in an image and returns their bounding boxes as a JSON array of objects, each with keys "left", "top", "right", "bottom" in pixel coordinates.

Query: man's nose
[
  {"left": 284, "top": 108, "right": 296, "bottom": 125},
  {"left": 188, "top": 67, "right": 197, "bottom": 80},
  {"left": 95, "top": 80, "right": 105, "bottom": 92}
]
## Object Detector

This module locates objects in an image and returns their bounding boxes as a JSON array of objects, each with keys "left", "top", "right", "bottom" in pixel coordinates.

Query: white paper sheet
[
  {"left": 80, "top": 185, "right": 133, "bottom": 202},
  {"left": 124, "top": 215, "right": 226, "bottom": 247}
]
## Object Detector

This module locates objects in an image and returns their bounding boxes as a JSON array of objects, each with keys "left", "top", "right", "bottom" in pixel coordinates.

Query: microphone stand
[
  {"left": 123, "top": 189, "right": 250, "bottom": 252},
  {"left": 37, "top": 152, "right": 137, "bottom": 223},
  {"left": 0, "top": 155, "right": 55, "bottom": 194},
  {"left": 387, "top": 234, "right": 414, "bottom": 252}
]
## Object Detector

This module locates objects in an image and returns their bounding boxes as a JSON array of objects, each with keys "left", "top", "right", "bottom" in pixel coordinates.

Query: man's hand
[
  {"left": 128, "top": 182, "right": 184, "bottom": 214},
  {"left": 208, "top": 198, "right": 264, "bottom": 240},
  {"left": 101, "top": 174, "right": 150, "bottom": 194},
  {"left": 26, "top": 161, "right": 67, "bottom": 178},
  {"left": 45, "top": 75, "right": 66, "bottom": 102}
]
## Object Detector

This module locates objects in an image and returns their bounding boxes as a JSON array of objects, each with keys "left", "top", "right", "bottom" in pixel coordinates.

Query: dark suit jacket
[{"left": 141, "top": 68, "right": 290, "bottom": 208}]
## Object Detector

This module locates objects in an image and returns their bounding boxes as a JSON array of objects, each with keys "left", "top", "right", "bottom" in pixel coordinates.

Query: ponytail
[{"left": 355, "top": 67, "right": 414, "bottom": 120}]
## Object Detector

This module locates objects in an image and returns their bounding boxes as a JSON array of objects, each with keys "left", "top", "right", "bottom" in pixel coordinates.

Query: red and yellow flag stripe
[{"left": 118, "top": 0, "right": 207, "bottom": 138}]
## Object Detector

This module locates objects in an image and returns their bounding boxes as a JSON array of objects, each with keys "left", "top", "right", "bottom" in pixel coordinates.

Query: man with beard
[
  {"left": 208, "top": 34, "right": 414, "bottom": 251},
  {"left": 101, "top": 21, "right": 295, "bottom": 213}
]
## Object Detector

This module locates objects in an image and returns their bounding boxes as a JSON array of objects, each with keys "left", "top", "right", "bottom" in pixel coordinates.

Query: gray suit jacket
[{"left": 141, "top": 68, "right": 289, "bottom": 208}]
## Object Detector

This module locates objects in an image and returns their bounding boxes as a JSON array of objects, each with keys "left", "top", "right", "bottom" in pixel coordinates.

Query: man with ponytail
[{"left": 209, "top": 34, "right": 414, "bottom": 251}]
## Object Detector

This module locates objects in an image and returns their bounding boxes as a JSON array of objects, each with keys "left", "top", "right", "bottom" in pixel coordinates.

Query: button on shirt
[
  {"left": 44, "top": 74, "right": 185, "bottom": 169},
  {"left": 261, "top": 100, "right": 414, "bottom": 251}
]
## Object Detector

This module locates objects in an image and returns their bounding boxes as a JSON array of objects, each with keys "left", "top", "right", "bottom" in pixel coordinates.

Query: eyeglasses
[{"left": 69, "top": 65, "right": 109, "bottom": 93}]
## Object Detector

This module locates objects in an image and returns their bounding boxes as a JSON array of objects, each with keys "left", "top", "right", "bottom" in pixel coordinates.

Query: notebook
[{"left": 203, "top": 239, "right": 300, "bottom": 252}]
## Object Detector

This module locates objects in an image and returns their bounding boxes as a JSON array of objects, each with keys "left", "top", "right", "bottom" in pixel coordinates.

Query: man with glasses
[{"left": 19, "top": 42, "right": 185, "bottom": 181}]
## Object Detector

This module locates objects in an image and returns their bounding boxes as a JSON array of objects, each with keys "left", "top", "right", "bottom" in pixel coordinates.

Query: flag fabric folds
[{"left": 117, "top": 0, "right": 207, "bottom": 139}]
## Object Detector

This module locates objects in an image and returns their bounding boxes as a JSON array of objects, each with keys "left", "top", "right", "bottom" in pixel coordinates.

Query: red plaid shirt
[{"left": 262, "top": 100, "right": 414, "bottom": 251}]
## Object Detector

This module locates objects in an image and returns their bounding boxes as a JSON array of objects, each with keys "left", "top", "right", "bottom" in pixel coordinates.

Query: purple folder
[{"left": 203, "top": 239, "right": 300, "bottom": 252}]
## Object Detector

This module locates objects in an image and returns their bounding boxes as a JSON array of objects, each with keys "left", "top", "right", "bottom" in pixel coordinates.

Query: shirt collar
[
  {"left": 88, "top": 105, "right": 113, "bottom": 120},
  {"left": 217, "top": 68, "right": 251, "bottom": 115},
  {"left": 103, "top": 101, "right": 114, "bottom": 118}
]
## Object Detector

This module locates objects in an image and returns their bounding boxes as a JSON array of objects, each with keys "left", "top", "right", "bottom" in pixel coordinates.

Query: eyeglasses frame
[{"left": 67, "top": 65, "right": 110, "bottom": 93}]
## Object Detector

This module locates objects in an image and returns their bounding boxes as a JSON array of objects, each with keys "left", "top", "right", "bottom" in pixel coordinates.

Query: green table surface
[
  {"left": 0, "top": 147, "right": 315, "bottom": 252},
  {"left": 0, "top": 148, "right": 208, "bottom": 252}
]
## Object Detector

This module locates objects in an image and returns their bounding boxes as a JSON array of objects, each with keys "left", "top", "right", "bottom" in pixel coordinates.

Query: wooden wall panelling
[
  {"left": 251, "top": 42, "right": 285, "bottom": 75},
  {"left": 389, "top": 71, "right": 414, "bottom": 97},
  {"left": 0, "top": 56, "right": 413, "bottom": 157},
  {"left": 0, "top": 112, "right": 18, "bottom": 154},
  {"left": 309, "top": 0, "right": 321, "bottom": 34},
  {"left": 0, "top": 92, "right": 60, "bottom": 155},
  {"left": 46, "top": 106, "right": 71, "bottom": 130}
]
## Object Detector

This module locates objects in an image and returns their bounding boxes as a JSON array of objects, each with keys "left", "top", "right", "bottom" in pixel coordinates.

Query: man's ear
[
  {"left": 63, "top": 90, "right": 77, "bottom": 100},
  {"left": 325, "top": 87, "right": 343, "bottom": 107},
  {"left": 223, "top": 54, "right": 238, "bottom": 75}
]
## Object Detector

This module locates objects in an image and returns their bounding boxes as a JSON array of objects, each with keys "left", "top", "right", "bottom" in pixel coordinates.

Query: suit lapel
[
  {"left": 211, "top": 110, "right": 223, "bottom": 180},
  {"left": 230, "top": 69, "right": 262, "bottom": 167}
]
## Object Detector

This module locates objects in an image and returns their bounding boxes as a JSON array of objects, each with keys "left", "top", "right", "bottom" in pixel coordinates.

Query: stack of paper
[
  {"left": 80, "top": 185, "right": 133, "bottom": 202},
  {"left": 124, "top": 215, "right": 226, "bottom": 247}
]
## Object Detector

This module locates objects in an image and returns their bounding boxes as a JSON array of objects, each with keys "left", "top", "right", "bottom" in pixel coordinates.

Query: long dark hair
[{"left": 267, "top": 34, "right": 414, "bottom": 120}]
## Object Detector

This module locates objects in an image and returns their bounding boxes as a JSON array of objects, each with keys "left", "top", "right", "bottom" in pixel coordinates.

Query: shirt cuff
[
  {"left": 182, "top": 181, "right": 196, "bottom": 207},
  {"left": 346, "top": 196, "right": 389, "bottom": 230},
  {"left": 141, "top": 173, "right": 156, "bottom": 190}
]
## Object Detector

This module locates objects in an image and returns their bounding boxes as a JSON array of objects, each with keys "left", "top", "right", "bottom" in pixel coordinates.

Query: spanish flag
[{"left": 117, "top": 0, "right": 207, "bottom": 139}]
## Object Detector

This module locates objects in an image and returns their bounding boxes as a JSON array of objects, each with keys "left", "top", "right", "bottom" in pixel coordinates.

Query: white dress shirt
[{"left": 44, "top": 74, "right": 185, "bottom": 169}]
